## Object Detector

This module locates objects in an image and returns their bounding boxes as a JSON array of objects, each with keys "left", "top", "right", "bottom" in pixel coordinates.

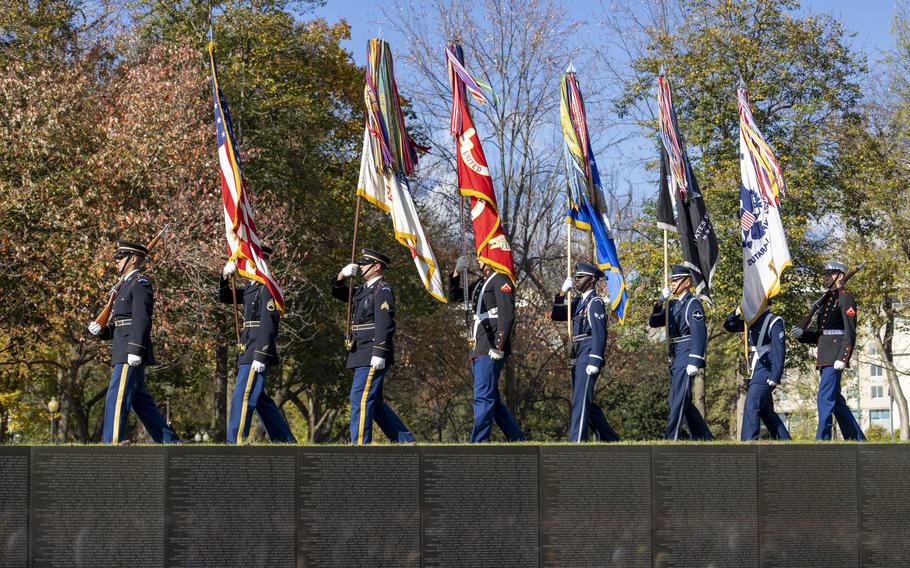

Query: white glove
[
  {"left": 660, "top": 287, "right": 671, "bottom": 302},
  {"left": 454, "top": 255, "right": 471, "bottom": 274},
  {"left": 252, "top": 360, "right": 267, "bottom": 373},
  {"left": 370, "top": 356, "right": 386, "bottom": 370},
  {"left": 686, "top": 364, "right": 698, "bottom": 377},
  {"left": 561, "top": 277, "right": 574, "bottom": 293},
  {"left": 87, "top": 321, "right": 102, "bottom": 335},
  {"left": 585, "top": 364, "right": 600, "bottom": 376},
  {"left": 222, "top": 260, "right": 237, "bottom": 278},
  {"left": 767, "top": 379, "right": 779, "bottom": 388},
  {"left": 340, "top": 263, "right": 359, "bottom": 278},
  {"left": 488, "top": 349, "right": 504, "bottom": 361},
  {"left": 790, "top": 326, "right": 803, "bottom": 339},
  {"left": 833, "top": 360, "right": 846, "bottom": 371},
  {"left": 127, "top": 354, "right": 142, "bottom": 367}
]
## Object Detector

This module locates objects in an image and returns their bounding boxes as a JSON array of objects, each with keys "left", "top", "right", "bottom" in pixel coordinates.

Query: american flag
[
  {"left": 740, "top": 208, "right": 756, "bottom": 231},
  {"left": 208, "top": 43, "right": 284, "bottom": 312}
]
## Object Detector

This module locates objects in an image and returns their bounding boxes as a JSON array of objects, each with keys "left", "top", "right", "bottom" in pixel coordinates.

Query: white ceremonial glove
[
  {"left": 252, "top": 360, "right": 267, "bottom": 373},
  {"left": 127, "top": 354, "right": 142, "bottom": 367},
  {"left": 686, "top": 364, "right": 699, "bottom": 377},
  {"left": 222, "top": 260, "right": 237, "bottom": 278},
  {"left": 340, "top": 263, "right": 359, "bottom": 278},
  {"left": 561, "top": 277, "right": 574, "bottom": 293},
  {"left": 833, "top": 360, "right": 846, "bottom": 371},
  {"left": 454, "top": 255, "right": 471, "bottom": 274},
  {"left": 87, "top": 321, "right": 102, "bottom": 335},
  {"left": 660, "top": 287, "right": 671, "bottom": 302},
  {"left": 767, "top": 379, "right": 779, "bottom": 388},
  {"left": 370, "top": 356, "right": 386, "bottom": 370},
  {"left": 488, "top": 349, "right": 504, "bottom": 361},
  {"left": 585, "top": 364, "right": 600, "bottom": 376},
  {"left": 790, "top": 326, "right": 804, "bottom": 339}
]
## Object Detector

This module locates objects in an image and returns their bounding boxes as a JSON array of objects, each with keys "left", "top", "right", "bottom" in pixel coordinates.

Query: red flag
[{"left": 447, "top": 45, "right": 515, "bottom": 282}]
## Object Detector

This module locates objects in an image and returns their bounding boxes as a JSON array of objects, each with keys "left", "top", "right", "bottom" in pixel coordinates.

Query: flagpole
[
  {"left": 345, "top": 195, "right": 362, "bottom": 349},
  {"left": 663, "top": 229, "right": 670, "bottom": 358},
  {"left": 230, "top": 275, "right": 242, "bottom": 351},
  {"left": 566, "top": 225, "right": 573, "bottom": 344},
  {"left": 460, "top": 194, "right": 471, "bottom": 336}
]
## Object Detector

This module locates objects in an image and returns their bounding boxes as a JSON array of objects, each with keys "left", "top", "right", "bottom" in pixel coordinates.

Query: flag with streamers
[
  {"left": 447, "top": 44, "right": 515, "bottom": 282},
  {"left": 656, "top": 75, "right": 718, "bottom": 302},
  {"left": 560, "top": 66, "right": 627, "bottom": 322},
  {"left": 208, "top": 43, "right": 284, "bottom": 313},
  {"left": 358, "top": 39, "right": 446, "bottom": 302},
  {"left": 738, "top": 88, "right": 791, "bottom": 323}
]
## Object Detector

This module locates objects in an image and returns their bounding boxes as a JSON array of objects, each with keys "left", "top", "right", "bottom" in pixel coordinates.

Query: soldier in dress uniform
[
  {"left": 449, "top": 256, "right": 525, "bottom": 443},
  {"left": 647, "top": 264, "right": 713, "bottom": 440},
  {"left": 331, "top": 248, "right": 415, "bottom": 445},
  {"left": 221, "top": 245, "right": 296, "bottom": 444},
  {"left": 87, "top": 240, "right": 180, "bottom": 444},
  {"left": 723, "top": 303, "right": 791, "bottom": 441},
  {"left": 550, "top": 262, "right": 620, "bottom": 442},
  {"left": 791, "top": 260, "right": 865, "bottom": 441}
]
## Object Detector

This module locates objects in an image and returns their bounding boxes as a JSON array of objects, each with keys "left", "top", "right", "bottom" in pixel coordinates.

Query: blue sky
[{"left": 306, "top": 0, "right": 902, "bottom": 203}]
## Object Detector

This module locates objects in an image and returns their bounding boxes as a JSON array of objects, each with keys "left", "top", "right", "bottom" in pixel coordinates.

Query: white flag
[
  {"left": 357, "top": 129, "right": 447, "bottom": 303},
  {"left": 738, "top": 89, "right": 791, "bottom": 323}
]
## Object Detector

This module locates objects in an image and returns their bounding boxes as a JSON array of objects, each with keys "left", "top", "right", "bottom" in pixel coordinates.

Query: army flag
[
  {"left": 738, "top": 88, "right": 791, "bottom": 323},
  {"left": 560, "top": 67, "right": 627, "bottom": 322},
  {"left": 208, "top": 43, "right": 284, "bottom": 312},
  {"left": 359, "top": 39, "right": 446, "bottom": 302},
  {"left": 446, "top": 44, "right": 515, "bottom": 282},
  {"left": 656, "top": 75, "right": 719, "bottom": 302}
]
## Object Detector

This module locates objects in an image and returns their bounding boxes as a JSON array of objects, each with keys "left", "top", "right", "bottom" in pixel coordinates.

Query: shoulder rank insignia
[
  {"left": 846, "top": 306, "right": 856, "bottom": 317},
  {"left": 500, "top": 283, "right": 513, "bottom": 293},
  {"left": 267, "top": 299, "right": 276, "bottom": 312},
  {"left": 693, "top": 310, "right": 704, "bottom": 321},
  {"left": 380, "top": 301, "right": 390, "bottom": 310}
]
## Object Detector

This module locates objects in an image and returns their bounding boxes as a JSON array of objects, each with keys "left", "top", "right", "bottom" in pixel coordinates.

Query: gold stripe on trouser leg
[
  {"left": 112, "top": 364, "right": 130, "bottom": 444},
  {"left": 357, "top": 367, "right": 376, "bottom": 445},
  {"left": 236, "top": 365, "right": 257, "bottom": 445}
]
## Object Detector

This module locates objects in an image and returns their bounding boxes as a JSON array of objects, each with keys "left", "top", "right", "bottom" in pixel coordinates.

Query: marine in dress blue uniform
[
  {"left": 792, "top": 260, "right": 865, "bottom": 441},
  {"left": 550, "top": 262, "right": 620, "bottom": 442},
  {"left": 449, "top": 256, "right": 525, "bottom": 443},
  {"left": 221, "top": 245, "right": 296, "bottom": 444},
  {"left": 723, "top": 305, "right": 791, "bottom": 441},
  {"left": 331, "top": 249, "right": 415, "bottom": 445},
  {"left": 648, "top": 264, "right": 713, "bottom": 440},
  {"left": 87, "top": 240, "right": 180, "bottom": 444}
]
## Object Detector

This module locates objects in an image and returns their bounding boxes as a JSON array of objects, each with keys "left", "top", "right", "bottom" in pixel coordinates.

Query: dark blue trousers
[
  {"left": 470, "top": 356, "right": 525, "bottom": 443},
  {"left": 665, "top": 357, "right": 712, "bottom": 440},
  {"left": 350, "top": 366, "right": 415, "bottom": 445},
  {"left": 103, "top": 364, "right": 180, "bottom": 444},
  {"left": 741, "top": 375, "right": 791, "bottom": 441},
  {"left": 816, "top": 366, "right": 866, "bottom": 441},
  {"left": 568, "top": 356, "right": 619, "bottom": 442},
  {"left": 228, "top": 364, "right": 296, "bottom": 444}
]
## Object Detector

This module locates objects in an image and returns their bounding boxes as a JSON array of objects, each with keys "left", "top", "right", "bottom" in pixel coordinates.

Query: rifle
[
  {"left": 796, "top": 261, "right": 865, "bottom": 331},
  {"left": 93, "top": 224, "right": 170, "bottom": 327}
]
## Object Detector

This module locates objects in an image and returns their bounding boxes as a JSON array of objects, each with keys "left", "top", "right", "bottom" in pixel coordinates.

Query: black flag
[{"left": 656, "top": 148, "right": 677, "bottom": 233}]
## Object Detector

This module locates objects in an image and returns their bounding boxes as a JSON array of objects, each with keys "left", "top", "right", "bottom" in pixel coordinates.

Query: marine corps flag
[
  {"left": 657, "top": 75, "right": 719, "bottom": 302},
  {"left": 738, "top": 88, "right": 791, "bottom": 323},
  {"left": 208, "top": 43, "right": 284, "bottom": 312},
  {"left": 446, "top": 44, "right": 515, "bottom": 282},
  {"left": 358, "top": 39, "right": 446, "bottom": 302},
  {"left": 560, "top": 66, "right": 628, "bottom": 322}
]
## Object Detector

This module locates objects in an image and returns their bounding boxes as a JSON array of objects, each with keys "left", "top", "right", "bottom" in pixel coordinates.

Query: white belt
[
  {"left": 472, "top": 310, "right": 498, "bottom": 341},
  {"left": 822, "top": 329, "right": 845, "bottom": 336}
]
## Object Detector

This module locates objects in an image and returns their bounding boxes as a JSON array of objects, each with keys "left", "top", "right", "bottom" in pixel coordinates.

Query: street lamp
[{"left": 47, "top": 397, "right": 59, "bottom": 443}]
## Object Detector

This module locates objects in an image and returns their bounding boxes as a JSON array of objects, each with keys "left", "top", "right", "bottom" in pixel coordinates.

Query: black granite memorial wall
[{"left": 2, "top": 444, "right": 905, "bottom": 567}]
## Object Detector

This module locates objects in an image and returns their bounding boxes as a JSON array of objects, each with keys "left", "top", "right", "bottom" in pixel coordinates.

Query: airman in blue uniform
[
  {"left": 332, "top": 248, "right": 415, "bottom": 445},
  {"left": 87, "top": 240, "right": 180, "bottom": 444},
  {"left": 221, "top": 244, "right": 296, "bottom": 444},
  {"left": 551, "top": 262, "right": 620, "bottom": 442},
  {"left": 791, "top": 260, "right": 865, "bottom": 441},
  {"left": 724, "top": 304, "right": 791, "bottom": 441},
  {"left": 648, "top": 264, "right": 713, "bottom": 440}
]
